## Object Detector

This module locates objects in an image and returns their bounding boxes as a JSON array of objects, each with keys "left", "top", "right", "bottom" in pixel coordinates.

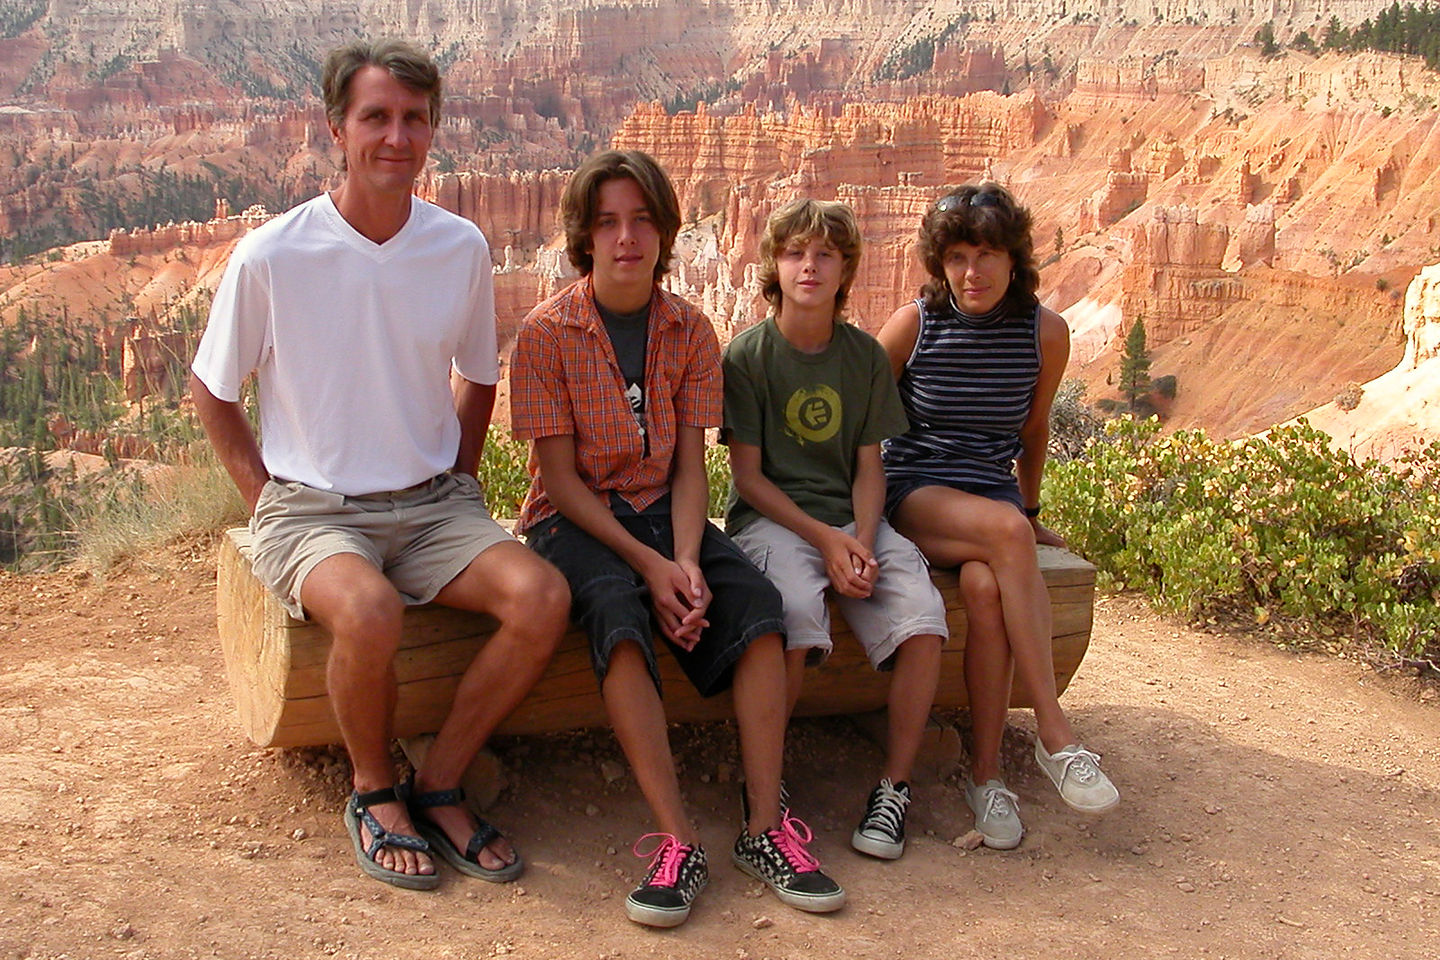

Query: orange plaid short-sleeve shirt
[{"left": 510, "top": 276, "right": 722, "bottom": 532}]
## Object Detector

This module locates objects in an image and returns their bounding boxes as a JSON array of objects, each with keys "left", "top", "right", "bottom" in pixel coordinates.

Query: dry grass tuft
[{"left": 75, "top": 450, "right": 246, "bottom": 575}]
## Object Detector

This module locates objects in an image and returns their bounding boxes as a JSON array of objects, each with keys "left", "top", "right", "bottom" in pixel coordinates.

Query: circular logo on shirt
[{"left": 784, "top": 385, "right": 842, "bottom": 444}]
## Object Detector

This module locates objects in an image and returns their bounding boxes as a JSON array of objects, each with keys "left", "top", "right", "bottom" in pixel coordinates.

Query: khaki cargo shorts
[{"left": 248, "top": 472, "right": 513, "bottom": 620}]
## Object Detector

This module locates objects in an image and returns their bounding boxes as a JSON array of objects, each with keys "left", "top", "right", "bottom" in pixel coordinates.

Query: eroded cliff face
[
  {"left": 1120, "top": 207, "right": 1238, "bottom": 344},
  {"left": 599, "top": 51, "right": 1435, "bottom": 375},
  {"left": 1288, "top": 262, "right": 1440, "bottom": 457},
  {"left": 105, "top": 200, "right": 271, "bottom": 258},
  {"left": 613, "top": 93, "right": 1048, "bottom": 216},
  {"left": 5, "top": 2, "right": 1440, "bottom": 446}
]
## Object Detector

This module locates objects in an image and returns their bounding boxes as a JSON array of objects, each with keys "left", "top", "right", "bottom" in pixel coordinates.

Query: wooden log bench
[{"left": 216, "top": 527, "right": 1096, "bottom": 748}]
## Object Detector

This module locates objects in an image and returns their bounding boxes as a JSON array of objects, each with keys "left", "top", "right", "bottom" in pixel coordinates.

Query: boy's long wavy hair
[
  {"left": 561, "top": 150, "right": 681, "bottom": 282},
  {"left": 758, "top": 198, "right": 863, "bottom": 318}
]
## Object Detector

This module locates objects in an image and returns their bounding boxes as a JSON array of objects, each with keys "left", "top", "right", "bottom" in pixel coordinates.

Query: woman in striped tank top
[{"left": 877, "top": 184, "right": 1120, "bottom": 850}]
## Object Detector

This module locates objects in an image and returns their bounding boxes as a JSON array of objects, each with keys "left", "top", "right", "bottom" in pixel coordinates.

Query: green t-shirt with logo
[{"left": 722, "top": 317, "right": 909, "bottom": 535}]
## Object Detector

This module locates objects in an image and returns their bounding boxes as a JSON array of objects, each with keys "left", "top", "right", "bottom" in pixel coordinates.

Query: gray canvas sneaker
[
  {"left": 1034, "top": 741, "right": 1120, "bottom": 813},
  {"left": 964, "top": 777, "right": 1024, "bottom": 849}
]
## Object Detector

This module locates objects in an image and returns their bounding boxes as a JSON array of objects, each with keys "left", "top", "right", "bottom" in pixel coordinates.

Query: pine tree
[
  {"left": 1323, "top": 16, "right": 1347, "bottom": 49},
  {"left": 1255, "top": 21, "right": 1279, "bottom": 58},
  {"left": 1119, "top": 317, "right": 1152, "bottom": 409}
]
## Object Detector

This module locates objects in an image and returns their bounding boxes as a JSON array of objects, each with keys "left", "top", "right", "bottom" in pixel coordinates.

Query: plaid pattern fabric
[{"left": 510, "top": 275, "right": 722, "bottom": 532}]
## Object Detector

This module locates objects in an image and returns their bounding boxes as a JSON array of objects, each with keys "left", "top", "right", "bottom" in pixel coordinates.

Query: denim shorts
[
  {"left": 526, "top": 512, "right": 786, "bottom": 697},
  {"left": 884, "top": 475, "right": 1024, "bottom": 519}
]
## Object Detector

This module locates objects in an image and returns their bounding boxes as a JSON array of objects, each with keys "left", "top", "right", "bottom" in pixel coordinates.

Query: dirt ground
[{"left": 1, "top": 538, "right": 1437, "bottom": 960}]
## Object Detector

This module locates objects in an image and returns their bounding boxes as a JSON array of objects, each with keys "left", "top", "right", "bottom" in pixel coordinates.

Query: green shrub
[
  {"left": 476, "top": 429, "right": 532, "bottom": 520},
  {"left": 1049, "top": 378, "right": 1103, "bottom": 460},
  {"left": 475, "top": 430, "right": 736, "bottom": 521},
  {"left": 706, "top": 440, "right": 733, "bottom": 518},
  {"left": 1045, "top": 417, "right": 1440, "bottom": 658}
]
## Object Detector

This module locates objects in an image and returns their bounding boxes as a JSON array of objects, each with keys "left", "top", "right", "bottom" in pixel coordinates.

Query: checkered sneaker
[
  {"left": 732, "top": 813, "right": 845, "bottom": 913},
  {"left": 624, "top": 833, "right": 708, "bottom": 928}
]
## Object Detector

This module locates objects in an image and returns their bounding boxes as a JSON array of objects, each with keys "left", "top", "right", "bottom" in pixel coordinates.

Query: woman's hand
[{"left": 1031, "top": 518, "right": 1067, "bottom": 548}]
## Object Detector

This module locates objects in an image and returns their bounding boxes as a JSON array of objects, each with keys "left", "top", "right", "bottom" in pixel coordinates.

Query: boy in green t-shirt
[{"left": 723, "top": 199, "right": 948, "bottom": 859}]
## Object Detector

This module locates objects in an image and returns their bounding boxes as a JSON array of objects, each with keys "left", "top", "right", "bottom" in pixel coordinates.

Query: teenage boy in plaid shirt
[{"left": 510, "top": 150, "right": 844, "bottom": 927}]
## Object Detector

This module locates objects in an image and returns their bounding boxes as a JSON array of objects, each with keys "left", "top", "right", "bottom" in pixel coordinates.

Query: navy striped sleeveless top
[{"left": 882, "top": 296, "right": 1041, "bottom": 490}]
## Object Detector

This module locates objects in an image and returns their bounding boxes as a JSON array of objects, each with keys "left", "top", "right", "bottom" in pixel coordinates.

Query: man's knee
[
  {"left": 304, "top": 556, "right": 404, "bottom": 651},
  {"left": 512, "top": 558, "right": 571, "bottom": 624},
  {"left": 486, "top": 551, "right": 571, "bottom": 638}
]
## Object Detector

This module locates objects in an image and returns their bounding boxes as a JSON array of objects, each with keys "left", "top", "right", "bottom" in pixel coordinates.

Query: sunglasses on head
[{"left": 935, "top": 191, "right": 1002, "bottom": 212}]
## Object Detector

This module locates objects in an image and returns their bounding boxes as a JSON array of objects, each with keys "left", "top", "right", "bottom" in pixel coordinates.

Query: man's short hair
[
  {"left": 561, "top": 150, "right": 681, "bottom": 282},
  {"left": 322, "top": 39, "right": 443, "bottom": 132},
  {"left": 757, "top": 198, "right": 863, "bottom": 316}
]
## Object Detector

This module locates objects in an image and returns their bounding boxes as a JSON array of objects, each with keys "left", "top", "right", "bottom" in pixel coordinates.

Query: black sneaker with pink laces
[
  {"left": 731, "top": 812, "right": 845, "bottom": 913},
  {"left": 624, "top": 833, "right": 709, "bottom": 927}
]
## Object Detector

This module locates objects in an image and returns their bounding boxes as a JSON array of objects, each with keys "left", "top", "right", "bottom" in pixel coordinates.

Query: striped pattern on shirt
[{"left": 882, "top": 297, "right": 1041, "bottom": 491}]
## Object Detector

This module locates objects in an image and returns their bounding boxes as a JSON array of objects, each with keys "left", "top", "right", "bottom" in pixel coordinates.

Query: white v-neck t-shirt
[{"left": 192, "top": 194, "right": 499, "bottom": 495}]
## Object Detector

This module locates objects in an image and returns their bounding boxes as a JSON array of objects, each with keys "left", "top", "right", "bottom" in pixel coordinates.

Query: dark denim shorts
[
  {"left": 884, "top": 475, "right": 1024, "bottom": 519},
  {"left": 526, "top": 512, "right": 786, "bottom": 697}
]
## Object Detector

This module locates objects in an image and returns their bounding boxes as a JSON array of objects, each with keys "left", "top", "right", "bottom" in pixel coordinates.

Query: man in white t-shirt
[{"left": 189, "top": 39, "right": 569, "bottom": 891}]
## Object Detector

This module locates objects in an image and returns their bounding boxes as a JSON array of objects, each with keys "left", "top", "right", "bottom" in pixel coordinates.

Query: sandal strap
[
  {"left": 463, "top": 820, "right": 502, "bottom": 861},
  {"left": 358, "top": 807, "right": 430, "bottom": 859},
  {"left": 353, "top": 785, "right": 405, "bottom": 810},
  {"left": 403, "top": 781, "right": 506, "bottom": 865},
  {"left": 407, "top": 784, "right": 467, "bottom": 810},
  {"left": 351, "top": 789, "right": 430, "bottom": 861}
]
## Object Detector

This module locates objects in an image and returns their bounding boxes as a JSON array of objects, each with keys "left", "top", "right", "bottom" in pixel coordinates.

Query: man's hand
[
  {"left": 639, "top": 554, "right": 711, "bottom": 651},
  {"left": 818, "top": 527, "right": 878, "bottom": 599},
  {"left": 190, "top": 373, "right": 269, "bottom": 513},
  {"left": 243, "top": 479, "right": 269, "bottom": 514}
]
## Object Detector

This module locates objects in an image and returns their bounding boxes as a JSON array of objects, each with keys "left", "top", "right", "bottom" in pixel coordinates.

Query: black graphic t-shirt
[{"left": 598, "top": 298, "right": 650, "bottom": 456}]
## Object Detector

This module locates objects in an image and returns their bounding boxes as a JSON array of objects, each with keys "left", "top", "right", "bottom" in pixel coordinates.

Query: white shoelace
[
  {"left": 978, "top": 783, "right": 1020, "bottom": 819},
  {"left": 1050, "top": 746, "right": 1104, "bottom": 785},
  {"left": 862, "top": 779, "right": 910, "bottom": 836}
]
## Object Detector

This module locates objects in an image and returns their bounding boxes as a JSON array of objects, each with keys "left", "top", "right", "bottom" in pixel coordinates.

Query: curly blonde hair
[{"left": 758, "top": 198, "right": 863, "bottom": 316}]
